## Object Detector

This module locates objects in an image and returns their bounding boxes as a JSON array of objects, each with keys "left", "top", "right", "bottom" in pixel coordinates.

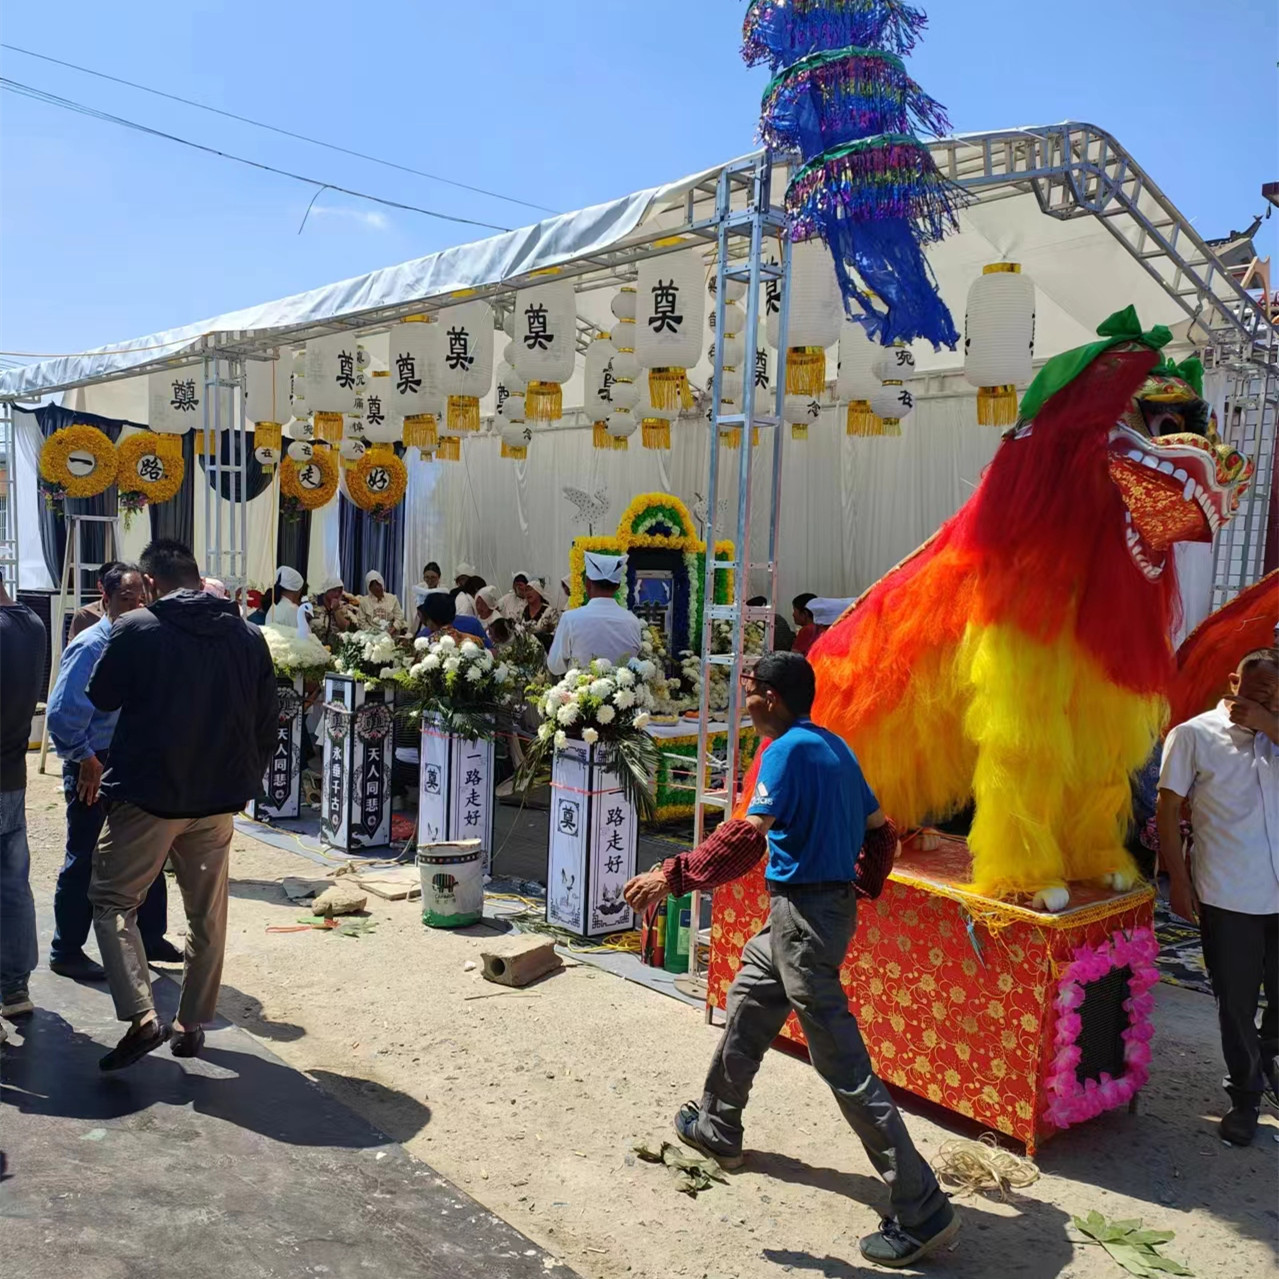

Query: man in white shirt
[
  {"left": 1158, "top": 647, "right": 1279, "bottom": 1147},
  {"left": 453, "top": 563, "right": 478, "bottom": 618},
  {"left": 547, "top": 552, "right": 644, "bottom": 676}
]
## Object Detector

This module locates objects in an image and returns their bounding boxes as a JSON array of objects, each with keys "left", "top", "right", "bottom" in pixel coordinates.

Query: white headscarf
[
  {"left": 364, "top": 570, "right": 385, "bottom": 590},
  {"left": 275, "top": 566, "right": 304, "bottom": 592}
]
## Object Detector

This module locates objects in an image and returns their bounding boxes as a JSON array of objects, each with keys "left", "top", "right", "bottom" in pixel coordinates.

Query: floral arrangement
[
  {"left": 259, "top": 623, "right": 334, "bottom": 684},
  {"left": 279, "top": 445, "right": 339, "bottom": 519},
  {"left": 346, "top": 445, "right": 407, "bottom": 523},
  {"left": 38, "top": 424, "right": 118, "bottom": 504},
  {"left": 518, "top": 656, "right": 662, "bottom": 820},
  {"left": 334, "top": 628, "right": 410, "bottom": 690},
  {"left": 396, "top": 632, "right": 514, "bottom": 739},
  {"left": 1043, "top": 927, "right": 1158, "bottom": 1130},
  {"left": 116, "top": 432, "right": 185, "bottom": 527}
]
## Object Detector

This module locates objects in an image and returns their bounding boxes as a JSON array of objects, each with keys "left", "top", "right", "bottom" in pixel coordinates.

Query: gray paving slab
[{"left": 0, "top": 914, "right": 579, "bottom": 1279}]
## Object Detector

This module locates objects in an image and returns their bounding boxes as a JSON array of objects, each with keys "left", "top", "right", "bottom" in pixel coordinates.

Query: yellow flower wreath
[
  {"left": 346, "top": 446, "right": 407, "bottom": 514},
  {"left": 116, "top": 432, "right": 185, "bottom": 506},
  {"left": 280, "top": 444, "right": 339, "bottom": 511},
  {"left": 38, "top": 424, "right": 118, "bottom": 499}
]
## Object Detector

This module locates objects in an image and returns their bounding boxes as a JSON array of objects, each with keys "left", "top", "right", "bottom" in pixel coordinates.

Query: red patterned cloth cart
[{"left": 707, "top": 836, "right": 1158, "bottom": 1155}]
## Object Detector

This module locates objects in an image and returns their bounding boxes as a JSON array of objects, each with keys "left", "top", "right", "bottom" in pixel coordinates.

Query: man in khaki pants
[{"left": 88, "top": 539, "right": 277, "bottom": 1070}]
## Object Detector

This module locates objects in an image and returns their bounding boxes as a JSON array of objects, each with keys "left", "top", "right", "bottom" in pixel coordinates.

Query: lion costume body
[{"left": 809, "top": 310, "right": 1254, "bottom": 907}]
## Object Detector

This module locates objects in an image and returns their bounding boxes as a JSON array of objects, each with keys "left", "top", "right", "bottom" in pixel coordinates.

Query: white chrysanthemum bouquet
[
  {"left": 334, "top": 628, "right": 411, "bottom": 690},
  {"left": 519, "top": 657, "right": 661, "bottom": 819},
  {"left": 396, "top": 632, "right": 514, "bottom": 738},
  {"left": 259, "top": 623, "right": 334, "bottom": 684}
]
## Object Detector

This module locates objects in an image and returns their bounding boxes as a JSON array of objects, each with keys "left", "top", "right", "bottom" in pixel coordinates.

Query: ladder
[
  {"left": 685, "top": 152, "right": 792, "bottom": 1008},
  {"left": 1212, "top": 359, "right": 1277, "bottom": 608},
  {"left": 202, "top": 355, "right": 251, "bottom": 600},
  {"left": 0, "top": 402, "right": 17, "bottom": 592}
]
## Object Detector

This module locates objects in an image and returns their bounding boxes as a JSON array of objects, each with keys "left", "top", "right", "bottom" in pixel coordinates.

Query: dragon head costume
[{"left": 810, "top": 307, "right": 1254, "bottom": 909}]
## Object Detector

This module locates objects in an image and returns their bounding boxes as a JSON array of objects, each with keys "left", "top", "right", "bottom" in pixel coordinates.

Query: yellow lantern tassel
[
  {"left": 611, "top": 434, "right": 629, "bottom": 451},
  {"left": 647, "top": 368, "right": 688, "bottom": 413},
  {"left": 977, "top": 385, "right": 1018, "bottom": 426},
  {"left": 720, "top": 427, "right": 742, "bottom": 449},
  {"left": 254, "top": 421, "right": 283, "bottom": 451},
  {"left": 525, "top": 380, "right": 562, "bottom": 422},
  {"left": 592, "top": 421, "right": 611, "bottom": 450},
  {"left": 845, "top": 401, "right": 881, "bottom": 436},
  {"left": 313, "top": 411, "right": 344, "bottom": 444},
  {"left": 786, "top": 346, "right": 826, "bottom": 396},
  {"left": 196, "top": 430, "right": 218, "bottom": 457},
  {"left": 154, "top": 433, "right": 183, "bottom": 459},
  {"left": 791, "top": 422, "right": 808, "bottom": 441},
  {"left": 500, "top": 441, "right": 528, "bottom": 460},
  {"left": 447, "top": 396, "right": 479, "bottom": 433},
  {"left": 436, "top": 435, "right": 461, "bottom": 462},
  {"left": 879, "top": 417, "right": 904, "bottom": 437},
  {"left": 641, "top": 419, "right": 670, "bottom": 450},
  {"left": 752, "top": 426, "right": 761, "bottom": 447},
  {"left": 403, "top": 414, "right": 438, "bottom": 450}
]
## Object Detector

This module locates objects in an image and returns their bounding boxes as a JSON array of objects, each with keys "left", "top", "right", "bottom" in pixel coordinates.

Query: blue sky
[{"left": 2, "top": 0, "right": 1275, "bottom": 361}]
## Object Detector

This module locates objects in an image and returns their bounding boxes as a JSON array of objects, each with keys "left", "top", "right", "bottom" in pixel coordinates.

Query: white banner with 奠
[
  {"left": 547, "top": 742, "right": 636, "bottom": 938},
  {"left": 418, "top": 715, "right": 495, "bottom": 874},
  {"left": 247, "top": 676, "right": 305, "bottom": 821},
  {"left": 321, "top": 675, "right": 394, "bottom": 851}
]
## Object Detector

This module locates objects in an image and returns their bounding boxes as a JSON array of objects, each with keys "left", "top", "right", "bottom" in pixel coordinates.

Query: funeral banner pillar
[
  {"left": 247, "top": 676, "right": 305, "bottom": 821},
  {"left": 418, "top": 714, "right": 496, "bottom": 874},
  {"left": 321, "top": 674, "right": 394, "bottom": 851}
]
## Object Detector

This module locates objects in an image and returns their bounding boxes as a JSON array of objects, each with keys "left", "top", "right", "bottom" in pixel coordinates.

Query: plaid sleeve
[{"left": 663, "top": 818, "right": 767, "bottom": 897}]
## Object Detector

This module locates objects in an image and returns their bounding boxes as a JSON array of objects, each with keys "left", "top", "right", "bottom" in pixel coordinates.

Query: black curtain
[
  {"left": 198, "top": 429, "right": 272, "bottom": 502},
  {"left": 339, "top": 492, "right": 405, "bottom": 598},
  {"left": 148, "top": 428, "right": 196, "bottom": 547},
  {"left": 277, "top": 513, "right": 312, "bottom": 591},
  {"left": 33, "top": 404, "right": 137, "bottom": 599}
]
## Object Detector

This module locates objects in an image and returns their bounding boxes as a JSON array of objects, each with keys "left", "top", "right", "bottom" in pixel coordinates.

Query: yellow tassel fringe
[
  {"left": 647, "top": 368, "right": 689, "bottom": 413},
  {"left": 845, "top": 401, "right": 884, "bottom": 437},
  {"left": 254, "top": 421, "right": 282, "bottom": 451},
  {"left": 436, "top": 435, "right": 461, "bottom": 462},
  {"left": 500, "top": 442, "right": 528, "bottom": 460},
  {"left": 791, "top": 423, "right": 808, "bottom": 441},
  {"left": 593, "top": 421, "right": 611, "bottom": 450},
  {"left": 313, "top": 411, "right": 344, "bottom": 444},
  {"left": 977, "top": 385, "right": 1018, "bottom": 427},
  {"left": 403, "top": 414, "right": 438, "bottom": 450},
  {"left": 641, "top": 419, "right": 670, "bottom": 450},
  {"left": 154, "top": 434, "right": 183, "bottom": 459},
  {"left": 525, "top": 381, "right": 562, "bottom": 422},
  {"left": 720, "top": 427, "right": 741, "bottom": 449},
  {"left": 447, "top": 396, "right": 479, "bottom": 433},
  {"left": 786, "top": 346, "right": 826, "bottom": 396}
]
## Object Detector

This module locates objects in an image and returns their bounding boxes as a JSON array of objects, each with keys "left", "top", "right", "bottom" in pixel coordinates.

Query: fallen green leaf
[{"left": 1072, "top": 1211, "right": 1194, "bottom": 1279}]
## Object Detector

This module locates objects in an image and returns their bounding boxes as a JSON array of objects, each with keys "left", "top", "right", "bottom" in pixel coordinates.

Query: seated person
[
  {"left": 474, "top": 585, "right": 502, "bottom": 631},
  {"left": 791, "top": 592, "right": 824, "bottom": 656},
  {"left": 311, "top": 575, "right": 358, "bottom": 643},
  {"left": 250, "top": 566, "right": 306, "bottom": 626},
  {"left": 357, "top": 570, "right": 406, "bottom": 633},
  {"left": 416, "top": 591, "right": 492, "bottom": 650},
  {"left": 521, "top": 577, "right": 560, "bottom": 651},
  {"left": 498, "top": 573, "right": 529, "bottom": 619}
]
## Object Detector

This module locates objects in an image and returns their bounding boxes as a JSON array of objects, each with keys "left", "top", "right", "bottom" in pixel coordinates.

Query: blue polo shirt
[{"left": 746, "top": 720, "right": 878, "bottom": 884}]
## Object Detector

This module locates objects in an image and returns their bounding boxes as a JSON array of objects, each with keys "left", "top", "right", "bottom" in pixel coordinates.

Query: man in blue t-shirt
[{"left": 625, "top": 652, "right": 957, "bottom": 1269}]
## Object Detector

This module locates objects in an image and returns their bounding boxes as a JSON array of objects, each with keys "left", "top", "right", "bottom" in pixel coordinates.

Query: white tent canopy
[{"left": 7, "top": 124, "right": 1269, "bottom": 624}]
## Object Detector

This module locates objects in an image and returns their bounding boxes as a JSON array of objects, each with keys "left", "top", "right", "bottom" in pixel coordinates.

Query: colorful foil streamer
[{"left": 743, "top": 0, "right": 929, "bottom": 68}]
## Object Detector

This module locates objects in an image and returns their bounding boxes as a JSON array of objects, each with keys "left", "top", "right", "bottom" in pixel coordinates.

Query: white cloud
[{"left": 310, "top": 205, "right": 390, "bottom": 231}]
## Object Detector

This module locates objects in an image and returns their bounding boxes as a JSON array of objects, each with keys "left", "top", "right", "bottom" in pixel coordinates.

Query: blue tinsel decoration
[{"left": 747, "top": 0, "right": 966, "bottom": 350}]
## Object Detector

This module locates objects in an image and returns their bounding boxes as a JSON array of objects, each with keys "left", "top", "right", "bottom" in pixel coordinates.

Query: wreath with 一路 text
[
  {"left": 38, "top": 424, "right": 118, "bottom": 504},
  {"left": 346, "top": 445, "right": 407, "bottom": 523},
  {"left": 279, "top": 444, "right": 339, "bottom": 520}
]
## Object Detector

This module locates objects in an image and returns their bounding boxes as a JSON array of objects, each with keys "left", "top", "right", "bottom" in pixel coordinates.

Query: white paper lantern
[
  {"left": 709, "top": 272, "right": 747, "bottom": 304},
  {"left": 361, "top": 373, "right": 401, "bottom": 444},
  {"left": 385, "top": 321, "right": 442, "bottom": 420},
  {"left": 583, "top": 335, "right": 616, "bottom": 421},
  {"left": 610, "top": 289, "right": 637, "bottom": 321},
  {"left": 436, "top": 299, "right": 494, "bottom": 433},
  {"left": 494, "top": 362, "right": 521, "bottom": 421},
  {"left": 964, "top": 263, "right": 1036, "bottom": 425},
  {"left": 784, "top": 393, "right": 823, "bottom": 440},
  {"left": 148, "top": 367, "right": 203, "bottom": 434},
  {"left": 511, "top": 281, "right": 575, "bottom": 421},
  {"left": 836, "top": 321, "right": 881, "bottom": 436},
  {"left": 500, "top": 344, "right": 528, "bottom": 391},
  {"left": 607, "top": 410, "right": 636, "bottom": 440},
  {"left": 635, "top": 248, "right": 704, "bottom": 411},
  {"left": 607, "top": 290, "right": 641, "bottom": 438},
  {"left": 869, "top": 380, "right": 915, "bottom": 436},
  {"left": 637, "top": 374, "right": 675, "bottom": 451},
  {"left": 304, "top": 334, "right": 360, "bottom": 416},
  {"left": 339, "top": 438, "right": 366, "bottom": 463},
  {"left": 245, "top": 353, "right": 292, "bottom": 428},
  {"left": 775, "top": 240, "right": 843, "bottom": 395},
  {"left": 288, "top": 439, "right": 314, "bottom": 462},
  {"left": 710, "top": 301, "right": 746, "bottom": 335},
  {"left": 499, "top": 416, "right": 532, "bottom": 461},
  {"left": 871, "top": 342, "right": 918, "bottom": 382}
]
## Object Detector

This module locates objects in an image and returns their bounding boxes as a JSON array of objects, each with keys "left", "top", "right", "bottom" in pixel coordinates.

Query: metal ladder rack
[
  {"left": 0, "top": 402, "right": 17, "bottom": 591},
  {"left": 202, "top": 355, "right": 251, "bottom": 600},
  {"left": 685, "top": 152, "right": 792, "bottom": 1008}
]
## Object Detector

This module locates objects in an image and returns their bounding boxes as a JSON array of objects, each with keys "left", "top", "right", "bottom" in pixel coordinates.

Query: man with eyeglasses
[{"left": 624, "top": 651, "right": 957, "bottom": 1269}]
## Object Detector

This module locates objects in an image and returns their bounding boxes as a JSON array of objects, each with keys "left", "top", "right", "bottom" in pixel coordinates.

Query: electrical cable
[
  {"left": 1, "top": 42, "right": 556, "bottom": 215},
  {"left": 0, "top": 77, "right": 512, "bottom": 234}
]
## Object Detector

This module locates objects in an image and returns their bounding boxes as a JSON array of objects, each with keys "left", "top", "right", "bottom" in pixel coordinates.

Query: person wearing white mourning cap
[
  {"left": 258, "top": 565, "right": 305, "bottom": 628},
  {"left": 547, "top": 551, "right": 643, "bottom": 675},
  {"left": 473, "top": 584, "right": 502, "bottom": 631},
  {"left": 498, "top": 572, "right": 530, "bottom": 620},
  {"left": 310, "top": 572, "right": 358, "bottom": 644},
  {"left": 357, "top": 569, "right": 407, "bottom": 634}
]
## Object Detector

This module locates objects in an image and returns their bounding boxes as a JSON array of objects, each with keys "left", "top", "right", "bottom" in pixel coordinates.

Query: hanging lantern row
[
  {"left": 512, "top": 280, "right": 574, "bottom": 423},
  {"left": 584, "top": 331, "right": 622, "bottom": 451},
  {"left": 607, "top": 287, "right": 640, "bottom": 448},
  {"left": 635, "top": 246, "right": 703, "bottom": 416}
]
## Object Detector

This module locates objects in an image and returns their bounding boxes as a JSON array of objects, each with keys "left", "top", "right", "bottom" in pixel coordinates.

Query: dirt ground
[{"left": 19, "top": 760, "right": 1279, "bottom": 1279}]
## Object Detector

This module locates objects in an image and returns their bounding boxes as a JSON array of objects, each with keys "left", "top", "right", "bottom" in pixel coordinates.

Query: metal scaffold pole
[
  {"left": 201, "top": 355, "right": 251, "bottom": 603},
  {"left": 683, "top": 152, "right": 791, "bottom": 1013}
]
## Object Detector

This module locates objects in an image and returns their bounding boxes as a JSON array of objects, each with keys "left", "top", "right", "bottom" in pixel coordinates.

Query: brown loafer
[
  {"left": 100, "top": 1019, "right": 170, "bottom": 1071},
  {"left": 170, "top": 1026, "right": 206, "bottom": 1059}
]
